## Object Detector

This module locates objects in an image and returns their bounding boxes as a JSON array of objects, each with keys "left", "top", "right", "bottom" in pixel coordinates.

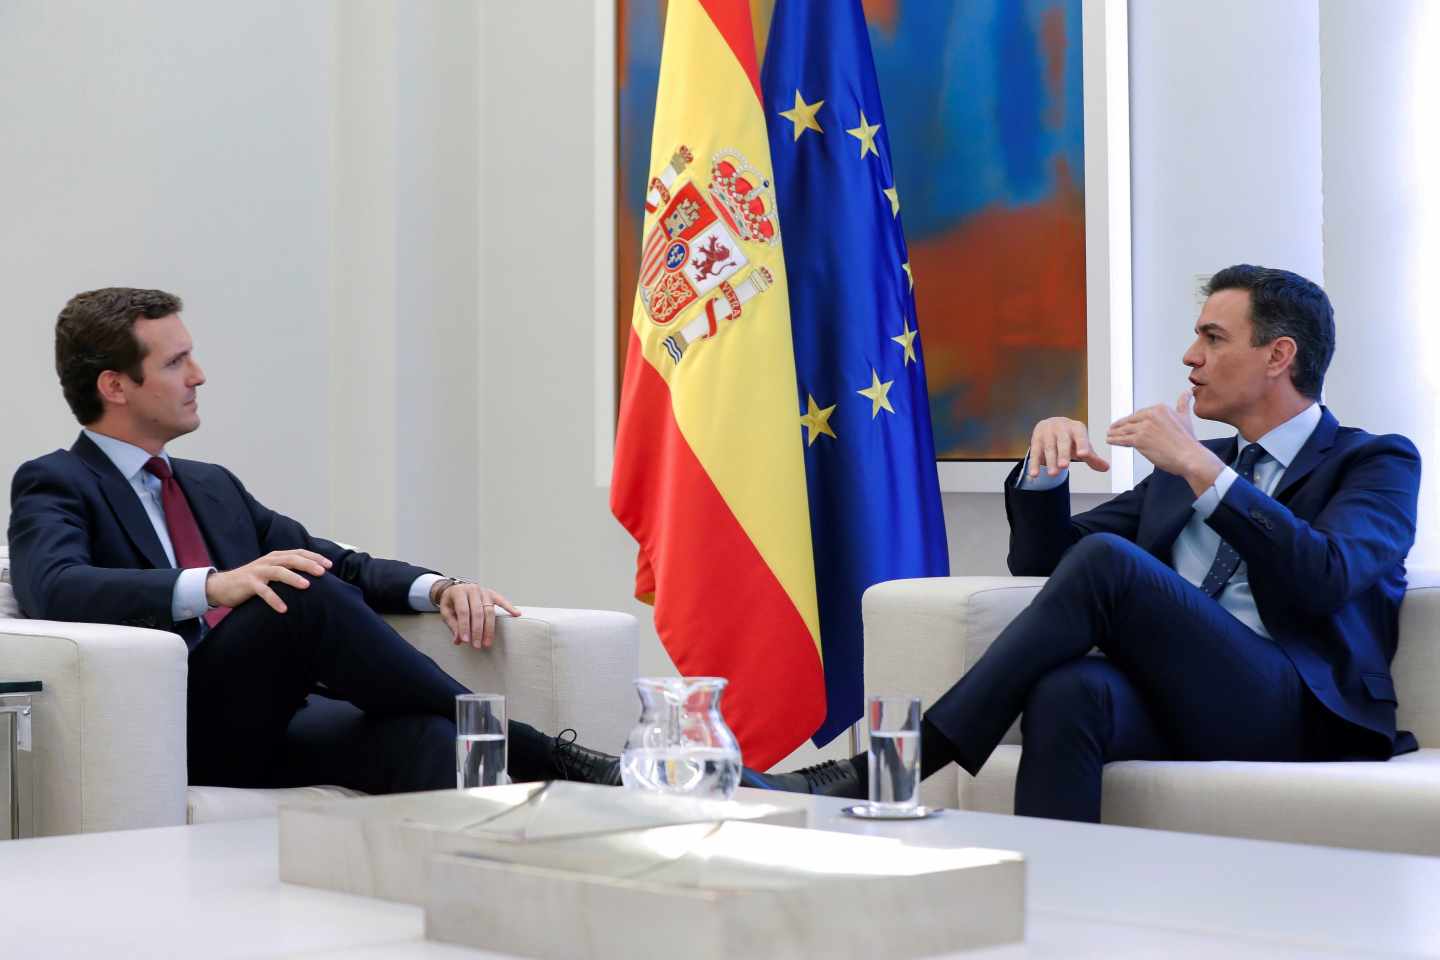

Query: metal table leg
[{"left": 0, "top": 683, "right": 41, "bottom": 840}]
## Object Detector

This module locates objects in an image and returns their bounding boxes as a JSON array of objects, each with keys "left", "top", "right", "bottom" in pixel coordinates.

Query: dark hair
[
  {"left": 1202, "top": 265, "right": 1334, "bottom": 400},
  {"left": 55, "top": 288, "right": 183, "bottom": 424}
]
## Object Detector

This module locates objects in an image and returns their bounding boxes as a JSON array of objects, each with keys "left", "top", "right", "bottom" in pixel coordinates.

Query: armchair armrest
[
  {"left": 0, "top": 619, "right": 188, "bottom": 836},
  {"left": 384, "top": 606, "right": 639, "bottom": 754},
  {"left": 863, "top": 577, "right": 1044, "bottom": 809}
]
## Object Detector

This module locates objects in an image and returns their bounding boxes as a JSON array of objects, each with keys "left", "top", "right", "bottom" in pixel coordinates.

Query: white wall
[
  {"left": 1319, "top": 0, "right": 1440, "bottom": 567},
  {"left": 328, "top": 0, "right": 482, "bottom": 577},
  {"left": 1128, "top": 0, "right": 1325, "bottom": 455},
  {"left": 0, "top": 0, "right": 484, "bottom": 578},
  {"left": 1, "top": 0, "right": 334, "bottom": 528}
]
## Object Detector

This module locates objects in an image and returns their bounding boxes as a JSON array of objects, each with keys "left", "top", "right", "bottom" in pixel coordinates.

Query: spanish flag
[{"left": 610, "top": 0, "right": 824, "bottom": 768}]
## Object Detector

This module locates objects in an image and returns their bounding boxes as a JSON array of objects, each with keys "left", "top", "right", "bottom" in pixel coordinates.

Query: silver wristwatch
[{"left": 431, "top": 576, "right": 474, "bottom": 603}]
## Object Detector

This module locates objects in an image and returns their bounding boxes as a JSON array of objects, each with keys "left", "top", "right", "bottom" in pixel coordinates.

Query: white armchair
[
  {"left": 863, "top": 574, "right": 1440, "bottom": 855},
  {"left": 1, "top": 547, "right": 639, "bottom": 836}
]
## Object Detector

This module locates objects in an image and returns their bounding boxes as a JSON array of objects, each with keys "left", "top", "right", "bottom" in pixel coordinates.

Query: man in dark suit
[
  {"left": 8, "top": 287, "right": 624, "bottom": 794},
  {"left": 751, "top": 265, "right": 1421, "bottom": 821}
]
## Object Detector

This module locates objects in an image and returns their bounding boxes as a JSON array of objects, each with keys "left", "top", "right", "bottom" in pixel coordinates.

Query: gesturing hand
[
  {"left": 438, "top": 582, "right": 522, "bottom": 649},
  {"left": 205, "top": 549, "right": 332, "bottom": 614},
  {"left": 1027, "top": 417, "right": 1111, "bottom": 479},
  {"left": 1106, "top": 390, "right": 1223, "bottom": 493}
]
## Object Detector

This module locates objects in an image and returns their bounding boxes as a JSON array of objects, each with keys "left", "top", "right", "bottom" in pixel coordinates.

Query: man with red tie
[{"left": 8, "top": 288, "right": 623, "bottom": 793}]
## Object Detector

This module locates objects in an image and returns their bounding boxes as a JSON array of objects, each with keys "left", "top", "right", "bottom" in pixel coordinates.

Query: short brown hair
[
  {"left": 55, "top": 288, "right": 183, "bottom": 424},
  {"left": 1202, "top": 265, "right": 1334, "bottom": 400}
]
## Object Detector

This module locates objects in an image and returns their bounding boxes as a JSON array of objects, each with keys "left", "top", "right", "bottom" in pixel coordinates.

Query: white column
[
  {"left": 330, "top": 0, "right": 400, "bottom": 555},
  {"left": 1319, "top": 0, "right": 1440, "bottom": 568}
]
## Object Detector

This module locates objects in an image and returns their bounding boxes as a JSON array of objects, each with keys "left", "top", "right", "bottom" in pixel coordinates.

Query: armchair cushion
[
  {"left": 968, "top": 743, "right": 1440, "bottom": 856},
  {"left": 0, "top": 618, "right": 189, "bottom": 835},
  {"left": 864, "top": 572, "right": 1440, "bottom": 853}
]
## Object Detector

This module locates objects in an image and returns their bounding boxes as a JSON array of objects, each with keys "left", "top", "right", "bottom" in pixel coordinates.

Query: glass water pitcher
[{"left": 619, "top": 676, "right": 742, "bottom": 800}]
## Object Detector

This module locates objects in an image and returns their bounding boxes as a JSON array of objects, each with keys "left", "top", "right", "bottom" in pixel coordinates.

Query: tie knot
[
  {"left": 1237, "top": 443, "right": 1265, "bottom": 478},
  {"left": 143, "top": 456, "right": 172, "bottom": 481}
]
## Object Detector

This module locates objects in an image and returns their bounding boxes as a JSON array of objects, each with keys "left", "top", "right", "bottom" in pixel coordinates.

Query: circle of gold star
[
  {"left": 846, "top": 111, "right": 882, "bottom": 159},
  {"left": 891, "top": 320, "right": 918, "bottom": 365},
  {"left": 779, "top": 90, "right": 825, "bottom": 142},
  {"left": 883, "top": 186, "right": 900, "bottom": 217},
  {"left": 799, "top": 394, "right": 838, "bottom": 446},
  {"left": 857, "top": 369, "right": 896, "bottom": 418}
]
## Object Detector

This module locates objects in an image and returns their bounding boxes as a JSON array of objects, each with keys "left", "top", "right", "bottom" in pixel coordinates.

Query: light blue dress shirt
[
  {"left": 1016, "top": 403, "right": 1322, "bottom": 639},
  {"left": 82, "top": 430, "right": 441, "bottom": 623}
]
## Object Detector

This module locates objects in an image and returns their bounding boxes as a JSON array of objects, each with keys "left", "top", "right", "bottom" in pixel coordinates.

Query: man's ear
[
  {"left": 95, "top": 370, "right": 129, "bottom": 408},
  {"left": 1266, "top": 336, "right": 1298, "bottom": 380}
]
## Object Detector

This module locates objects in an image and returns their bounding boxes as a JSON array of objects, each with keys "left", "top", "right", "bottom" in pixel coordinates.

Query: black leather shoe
[
  {"left": 740, "top": 759, "right": 863, "bottom": 798},
  {"left": 551, "top": 729, "right": 622, "bottom": 785}
]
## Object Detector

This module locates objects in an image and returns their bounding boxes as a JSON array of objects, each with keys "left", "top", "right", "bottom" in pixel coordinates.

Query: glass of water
[
  {"left": 867, "top": 695, "right": 922, "bottom": 812},
  {"left": 456, "top": 693, "right": 506, "bottom": 789}
]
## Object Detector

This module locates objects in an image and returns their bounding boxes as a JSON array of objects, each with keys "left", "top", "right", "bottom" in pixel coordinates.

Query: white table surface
[{"left": 3, "top": 791, "right": 1438, "bottom": 959}]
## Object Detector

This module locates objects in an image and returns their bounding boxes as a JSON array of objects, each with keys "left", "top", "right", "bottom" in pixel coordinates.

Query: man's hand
[
  {"left": 1106, "top": 390, "right": 1224, "bottom": 495},
  {"left": 435, "top": 581, "right": 521, "bottom": 649},
  {"left": 1027, "top": 417, "right": 1111, "bottom": 479},
  {"left": 205, "top": 549, "right": 332, "bottom": 614}
]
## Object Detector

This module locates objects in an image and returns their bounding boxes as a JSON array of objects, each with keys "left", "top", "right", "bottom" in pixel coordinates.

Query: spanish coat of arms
[{"left": 638, "top": 146, "right": 780, "bottom": 364}]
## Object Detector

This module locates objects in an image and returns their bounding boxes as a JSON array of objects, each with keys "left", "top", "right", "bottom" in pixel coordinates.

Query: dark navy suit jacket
[
  {"left": 1003, "top": 408, "right": 1421, "bottom": 757},
  {"left": 8, "top": 432, "right": 432, "bottom": 649}
]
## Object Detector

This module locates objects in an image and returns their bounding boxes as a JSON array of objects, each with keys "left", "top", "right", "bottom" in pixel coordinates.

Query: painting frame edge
[{"left": 937, "top": 0, "right": 1133, "bottom": 494}]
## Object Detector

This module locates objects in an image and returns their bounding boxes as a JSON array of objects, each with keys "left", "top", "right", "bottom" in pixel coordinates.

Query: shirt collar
[
  {"left": 82, "top": 429, "right": 170, "bottom": 481},
  {"left": 1241, "top": 402, "right": 1321, "bottom": 469}
]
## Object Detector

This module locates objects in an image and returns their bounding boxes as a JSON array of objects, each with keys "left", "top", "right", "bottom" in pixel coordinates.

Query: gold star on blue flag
[{"left": 762, "top": 0, "right": 950, "bottom": 746}]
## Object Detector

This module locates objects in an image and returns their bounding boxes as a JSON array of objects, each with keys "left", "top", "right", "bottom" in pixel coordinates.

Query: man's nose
[{"left": 190, "top": 362, "right": 206, "bottom": 385}]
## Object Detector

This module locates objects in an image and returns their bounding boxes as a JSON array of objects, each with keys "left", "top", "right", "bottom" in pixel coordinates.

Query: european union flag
[{"left": 762, "top": 0, "right": 950, "bottom": 746}]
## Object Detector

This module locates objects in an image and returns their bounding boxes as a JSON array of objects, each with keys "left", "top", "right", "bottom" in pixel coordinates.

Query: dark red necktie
[{"left": 143, "top": 457, "right": 230, "bottom": 628}]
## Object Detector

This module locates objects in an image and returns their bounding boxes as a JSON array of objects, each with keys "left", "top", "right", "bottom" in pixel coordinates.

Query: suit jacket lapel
[
  {"left": 72, "top": 433, "right": 170, "bottom": 570},
  {"left": 1143, "top": 436, "right": 1237, "bottom": 557},
  {"left": 1274, "top": 407, "right": 1338, "bottom": 502}
]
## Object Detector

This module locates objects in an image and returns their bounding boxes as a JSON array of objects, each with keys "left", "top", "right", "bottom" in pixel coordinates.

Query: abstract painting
[{"left": 617, "top": 0, "right": 1088, "bottom": 462}]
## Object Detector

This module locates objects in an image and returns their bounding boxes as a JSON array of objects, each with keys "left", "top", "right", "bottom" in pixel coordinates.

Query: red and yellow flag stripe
[{"left": 611, "top": 0, "right": 825, "bottom": 767}]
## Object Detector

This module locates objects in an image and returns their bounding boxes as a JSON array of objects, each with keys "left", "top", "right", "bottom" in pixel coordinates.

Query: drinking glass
[
  {"left": 867, "top": 695, "right": 922, "bottom": 811},
  {"left": 456, "top": 693, "right": 507, "bottom": 789}
]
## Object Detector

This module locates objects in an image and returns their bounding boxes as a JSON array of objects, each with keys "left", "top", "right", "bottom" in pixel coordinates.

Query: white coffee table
[{"left": 3, "top": 791, "right": 1438, "bottom": 958}]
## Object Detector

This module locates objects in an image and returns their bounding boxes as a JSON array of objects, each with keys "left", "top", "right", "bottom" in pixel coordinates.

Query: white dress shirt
[
  {"left": 82, "top": 430, "right": 441, "bottom": 623},
  {"left": 1015, "top": 403, "right": 1322, "bottom": 638}
]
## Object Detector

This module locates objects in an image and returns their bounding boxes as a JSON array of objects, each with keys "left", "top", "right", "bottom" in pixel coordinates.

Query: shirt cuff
[
  {"left": 1015, "top": 453, "right": 1069, "bottom": 491},
  {"left": 1192, "top": 466, "right": 1238, "bottom": 520},
  {"left": 410, "top": 573, "right": 444, "bottom": 612},
  {"left": 171, "top": 566, "right": 215, "bottom": 622}
]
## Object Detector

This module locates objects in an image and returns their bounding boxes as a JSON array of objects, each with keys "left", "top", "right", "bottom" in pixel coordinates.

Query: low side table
[{"left": 0, "top": 680, "right": 40, "bottom": 840}]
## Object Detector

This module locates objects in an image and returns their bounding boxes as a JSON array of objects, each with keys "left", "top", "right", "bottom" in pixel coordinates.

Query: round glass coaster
[{"left": 841, "top": 803, "right": 943, "bottom": 821}]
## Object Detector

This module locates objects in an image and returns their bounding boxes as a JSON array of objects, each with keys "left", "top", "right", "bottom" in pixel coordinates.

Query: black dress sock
[{"left": 920, "top": 716, "right": 959, "bottom": 779}]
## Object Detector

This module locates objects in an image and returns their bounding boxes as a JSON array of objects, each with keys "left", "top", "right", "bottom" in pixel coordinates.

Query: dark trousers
[
  {"left": 186, "top": 572, "right": 557, "bottom": 792},
  {"left": 925, "top": 533, "right": 1350, "bottom": 822}
]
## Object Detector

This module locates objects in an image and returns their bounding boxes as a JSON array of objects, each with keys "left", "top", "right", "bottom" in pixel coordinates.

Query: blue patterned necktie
[{"left": 1200, "top": 443, "right": 1265, "bottom": 598}]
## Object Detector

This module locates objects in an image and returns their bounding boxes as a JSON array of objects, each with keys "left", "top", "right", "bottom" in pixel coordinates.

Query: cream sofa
[
  {"left": 0, "top": 546, "right": 639, "bottom": 835},
  {"left": 864, "top": 574, "right": 1440, "bottom": 855}
]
